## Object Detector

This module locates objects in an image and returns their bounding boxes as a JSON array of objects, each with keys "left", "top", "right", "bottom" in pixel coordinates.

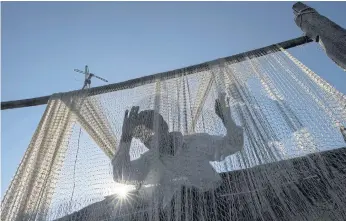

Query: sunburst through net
[{"left": 2, "top": 46, "right": 346, "bottom": 221}]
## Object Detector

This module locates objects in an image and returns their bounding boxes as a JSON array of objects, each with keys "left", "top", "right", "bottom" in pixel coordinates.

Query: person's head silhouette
[{"left": 133, "top": 110, "right": 182, "bottom": 155}]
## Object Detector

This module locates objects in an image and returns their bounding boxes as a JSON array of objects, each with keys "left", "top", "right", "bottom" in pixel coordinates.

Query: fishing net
[{"left": 2, "top": 46, "right": 346, "bottom": 221}]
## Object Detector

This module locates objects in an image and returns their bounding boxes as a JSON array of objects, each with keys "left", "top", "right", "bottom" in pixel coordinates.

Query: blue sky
[{"left": 1, "top": 2, "right": 346, "bottom": 196}]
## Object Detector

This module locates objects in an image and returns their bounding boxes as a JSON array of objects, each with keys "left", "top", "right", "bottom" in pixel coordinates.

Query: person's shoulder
[
  {"left": 140, "top": 150, "right": 154, "bottom": 158},
  {"left": 229, "top": 123, "right": 243, "bottom": 132},
  {"left": 183, "top": 133, "right": 213, "bottom": 142},
  {"left": 139, "top": 150, "right": 159, "bottom": 163}
]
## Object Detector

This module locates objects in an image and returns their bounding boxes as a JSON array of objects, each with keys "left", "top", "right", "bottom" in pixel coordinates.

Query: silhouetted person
[
  {"left": 55, "top": 93, "right": 244, "bottom": 221},
  {"left": 112, "top": 93, "right": 244, "bottom": 208}
]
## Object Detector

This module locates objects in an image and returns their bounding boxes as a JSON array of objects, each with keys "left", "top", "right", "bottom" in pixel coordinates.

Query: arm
[
  {"left": 220, "top": 110, "right": 244, "bottom": 154},
  {"left": 111, "top": 106, "right": 148, "bottom": 184},
  {"left": 214, "top": 93, "right": 244, "bottom": 159},
  {"left": 183, "top": 94, "right": 243, "bottom": 162},
  {"left": 221, "top": 123, "right": 244, "bottom": 154},
  {"left": 190, "top": 129, "right": 243, "bottom": 162},
  {"left": 112, "top": 138, "right": 148, "bottom": 184}
]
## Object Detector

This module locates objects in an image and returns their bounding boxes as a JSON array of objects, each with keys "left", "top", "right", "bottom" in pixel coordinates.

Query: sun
[
  {"left": 109, "top": 182, "right": 136, "bottom": 199},
  {"left": 114, "top": 184, "right": 133, "bottom": 198}
]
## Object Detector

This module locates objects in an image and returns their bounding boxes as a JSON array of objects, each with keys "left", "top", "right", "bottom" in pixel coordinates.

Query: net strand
[{"left": 2, "top": 48, "right": 346, "bottom": 221}]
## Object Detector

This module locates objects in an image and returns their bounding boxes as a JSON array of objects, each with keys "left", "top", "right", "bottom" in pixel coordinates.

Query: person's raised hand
[
  {"left": 121, "top": 106, "right": 140, "bottom": 142},
  {"left": 215, "top": 93, "right": 231, "bottom": 124}
]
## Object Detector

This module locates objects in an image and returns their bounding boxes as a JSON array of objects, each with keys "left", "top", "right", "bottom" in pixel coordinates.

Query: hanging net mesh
[{"left": 2, "top": 47, "right": 346, "bottom": 221}]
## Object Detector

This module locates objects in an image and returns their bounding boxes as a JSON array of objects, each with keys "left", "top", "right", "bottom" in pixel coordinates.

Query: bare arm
[
  {"left": 112, "top": 138, "right": 148, "bottom": 184},
  {"left": 220, "top": 112, "right": 244, "bottom": 154},
  {"left": 214, "top": 93, "right": 244, "bottom": 159},
  {"left": 222, "top": 124, "right": 244, "bottom": 154},
  {"left": 111, "top": 106, "right": 148, "bottom": 184}
]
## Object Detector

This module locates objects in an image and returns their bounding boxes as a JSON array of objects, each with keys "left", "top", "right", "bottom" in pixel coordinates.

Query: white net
[{"left": 2, "top": 47, "right": 346, "bottom": 221}]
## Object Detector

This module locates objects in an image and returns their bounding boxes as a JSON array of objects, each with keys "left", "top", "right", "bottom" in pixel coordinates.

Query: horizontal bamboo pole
[{"left": 1, "top": 36, "right": 312, "bottom": 110}]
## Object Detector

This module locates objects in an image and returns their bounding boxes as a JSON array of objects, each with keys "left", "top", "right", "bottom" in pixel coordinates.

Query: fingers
[
  {"left": 129, "top": 106, "right": 140, "bottom": 118},
  {"left": 215, "top": 99, "right": 220, "bottom": 111},
  {"left": 218, "top": 92, "right": 226, "bottom": 101},
  {"left": 215, "top": 100, "right": 222, "bottom": 117},
  {"left": 134, "top": 106, "right": 139, "bottom": 115},
  {"left": 216, "top": 93, "right": 230, "bottom": 108},
  {"left": 125, "top": 106, "right": 139, "bottom": 119},
  {"left": 130, "top": 106, "right": 136, "bottom": 117}
]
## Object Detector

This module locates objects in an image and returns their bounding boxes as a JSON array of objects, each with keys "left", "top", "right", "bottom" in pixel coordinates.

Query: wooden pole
[{"left": 1, "top": 36, "right": 312, "bottom": 110}]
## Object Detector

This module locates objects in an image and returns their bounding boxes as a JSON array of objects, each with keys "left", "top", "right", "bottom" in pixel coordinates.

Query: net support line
[{"left": 1, "top": 36, "right": 312, "bottom": 110}]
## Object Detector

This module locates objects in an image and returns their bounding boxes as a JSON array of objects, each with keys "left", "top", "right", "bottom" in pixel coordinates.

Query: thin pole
[{"left": 1, "top": 36, "right": 312, "bottom": 110}]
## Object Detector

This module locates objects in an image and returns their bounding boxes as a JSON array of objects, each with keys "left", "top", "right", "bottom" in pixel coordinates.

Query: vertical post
[{"left": 293, "top": 2, "right": 346, "bottom": 70}]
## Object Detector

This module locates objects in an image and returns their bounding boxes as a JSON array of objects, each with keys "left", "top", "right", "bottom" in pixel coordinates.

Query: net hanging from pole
[{"left": 2, "top": 46, "right": 346, "bottom": 221}]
